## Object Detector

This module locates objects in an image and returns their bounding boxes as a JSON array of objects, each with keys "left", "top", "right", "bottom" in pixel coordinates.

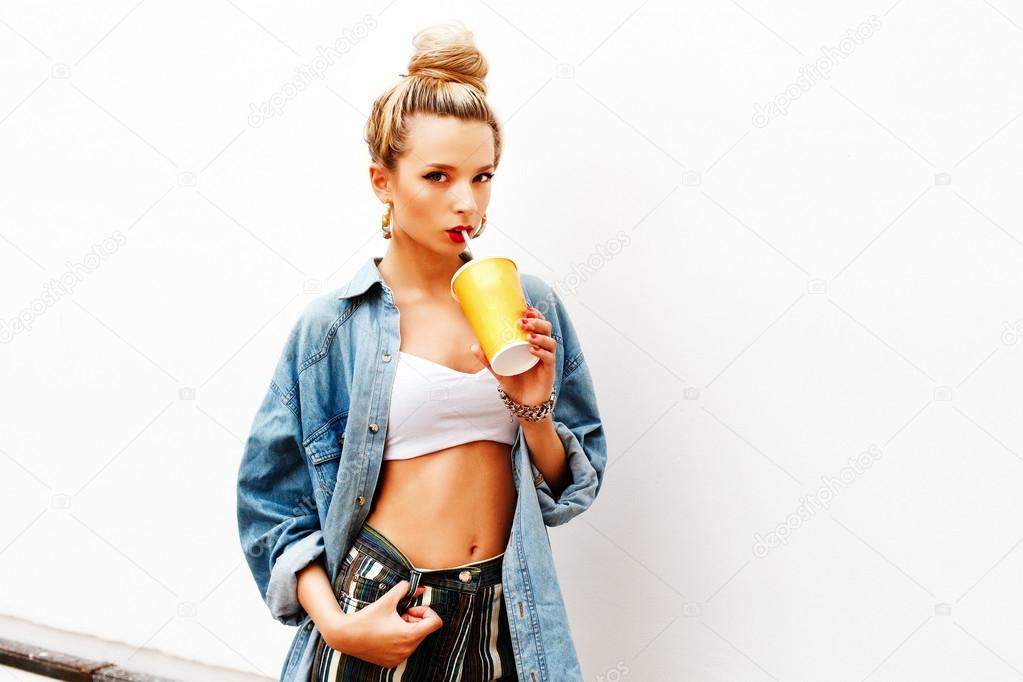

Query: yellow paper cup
[{"left": 451, "top": 257, "right": 539, "bottom": 377}]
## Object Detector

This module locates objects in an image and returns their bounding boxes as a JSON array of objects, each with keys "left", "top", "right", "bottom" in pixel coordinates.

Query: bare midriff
[
  {"left": 366, "top": 260, "right": 521, "bottom": 571},
  {"left": 364, "top": 440, "right": 518, "bottom": 569}
]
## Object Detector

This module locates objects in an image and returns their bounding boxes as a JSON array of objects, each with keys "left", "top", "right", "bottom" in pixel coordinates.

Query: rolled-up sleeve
[
  {"left": 530, "top": 289, "right": 607, "bottom": 527},
  {"left": 236, "top": 326, "right": 324, "bottom": 627}
]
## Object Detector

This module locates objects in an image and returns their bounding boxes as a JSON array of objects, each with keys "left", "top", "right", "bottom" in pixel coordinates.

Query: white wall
[{"left": 2, "top": 1, "right": 1022, "bottom": 680}]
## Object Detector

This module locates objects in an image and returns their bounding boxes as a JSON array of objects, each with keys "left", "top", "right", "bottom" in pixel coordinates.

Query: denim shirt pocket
[{"left": 302, "top": 411, "right": 349, "bottom": 505}]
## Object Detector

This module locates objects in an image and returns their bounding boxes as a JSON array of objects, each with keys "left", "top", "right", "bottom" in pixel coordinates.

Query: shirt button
[
  {"left": 356, "top": 495, "right": 365, "bottom": 506},
  {"left": 382, "top": 352, "right": 391, "bottom": 362},
  {"left": 458, "top": 570, "right": 472, "bottom": 583},
  {"left": 305, "top": 622, "right": 313, "bottom": 631},
  {"left": 369, "top": 423, "right": 379, "bottom": 433}
]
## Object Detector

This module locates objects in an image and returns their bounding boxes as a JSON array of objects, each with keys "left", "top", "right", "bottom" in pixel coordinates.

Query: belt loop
[{"left": 398, "top": 569, "right": 422, "bottom": 611}]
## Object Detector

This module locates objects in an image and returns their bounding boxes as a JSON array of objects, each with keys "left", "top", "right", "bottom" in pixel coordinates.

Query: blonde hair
[{"left": 365, "top": 21, "right": 502, "bottom": 171}]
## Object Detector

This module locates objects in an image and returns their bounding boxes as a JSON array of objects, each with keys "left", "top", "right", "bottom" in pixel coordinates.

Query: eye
[{"left": 423, "top": 172, "right": 496, "bottom": 183}]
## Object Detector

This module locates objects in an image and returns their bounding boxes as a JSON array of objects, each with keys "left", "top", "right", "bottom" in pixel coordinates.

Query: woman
[{"left": 237, "top": 22, "right": 607, "bottom": 682}]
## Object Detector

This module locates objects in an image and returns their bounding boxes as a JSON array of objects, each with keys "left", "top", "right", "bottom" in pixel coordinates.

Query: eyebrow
[{"left": 424, "top": 163, "right": 495, "bottom": 172}]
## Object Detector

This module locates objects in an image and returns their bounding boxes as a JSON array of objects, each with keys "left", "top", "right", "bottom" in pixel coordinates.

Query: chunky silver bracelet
[{"left": 497, "top": 386, "right": 556, "bottom": 422}]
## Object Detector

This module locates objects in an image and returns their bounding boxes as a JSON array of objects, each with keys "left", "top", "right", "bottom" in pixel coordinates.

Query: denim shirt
[{"left": 236, "top": 255, "right": 607, "bottom": 681}]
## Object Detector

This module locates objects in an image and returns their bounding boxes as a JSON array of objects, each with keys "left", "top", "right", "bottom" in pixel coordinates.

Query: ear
[{"left": 369, "top": 163, "right": 394, "bottom": 203}]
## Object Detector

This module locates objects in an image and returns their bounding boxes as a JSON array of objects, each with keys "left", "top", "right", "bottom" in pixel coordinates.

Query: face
[{"left": 370, "top": 113, "right": 495, "bottom": 256}]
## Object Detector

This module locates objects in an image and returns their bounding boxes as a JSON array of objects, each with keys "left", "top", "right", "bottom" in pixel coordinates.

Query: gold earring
[
  {"left": 381, "top": 203, "right": 393, "bottom": 239},
  {"left": 471, "top": 213, "right": 487, "bottom": 239}
]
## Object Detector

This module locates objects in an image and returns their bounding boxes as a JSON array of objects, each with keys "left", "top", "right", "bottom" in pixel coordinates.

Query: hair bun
[{"left": 407, "top": 21, "right": 489, "bottom": 94}]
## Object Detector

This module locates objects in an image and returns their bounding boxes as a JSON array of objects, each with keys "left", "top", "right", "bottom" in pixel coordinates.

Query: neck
[{"left": 377, "top": 238, "right": 467, "bottom": 300}]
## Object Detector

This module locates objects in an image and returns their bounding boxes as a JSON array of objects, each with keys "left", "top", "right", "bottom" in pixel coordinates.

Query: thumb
[
  {"left": 386, "top": 580, "right": 420, "bottom": 605},
  {"left": 470, "top": 344, "right": 493, "bottom": 372}
]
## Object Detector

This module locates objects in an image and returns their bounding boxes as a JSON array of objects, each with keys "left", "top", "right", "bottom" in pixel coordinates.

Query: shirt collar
[{"left": 337, "top": 256, "right": 386, "bottom": 300}]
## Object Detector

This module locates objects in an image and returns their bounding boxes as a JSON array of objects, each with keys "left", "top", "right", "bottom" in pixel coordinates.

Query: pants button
[{"left": 458, "top": 570, "right": 472, "bottom": 583}]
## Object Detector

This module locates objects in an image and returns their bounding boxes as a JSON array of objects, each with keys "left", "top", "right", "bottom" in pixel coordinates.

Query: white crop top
[{"left": 382, "top": 351, "right": 519, "bottom": 461}]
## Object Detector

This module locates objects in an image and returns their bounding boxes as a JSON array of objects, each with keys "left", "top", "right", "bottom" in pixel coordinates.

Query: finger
[
  {"left": 409, "top": 607, "right": 444, "bottom": 633},
  {"left": 386, "top": 580, "right": 409, "bottom": 604},
  {"left": 530, "top": 345, "right": 555, "bottom": 365},
  {"left": 387, "top": 581, "right": 421, "bottom": 605},
  {"left": 527, "top": 332, "right": 556, "bottom": 351},
  {"left": 521, "top": 316, "right": 553, "bottom": 336},
  {"left": 406, "top": 607, "right": 439, "bottom": 626},
  {"left": 524, "top": 306, "right": 545, "bottom": 320},
  {"left": 405, "top": 586, "right": 425, "bottom": 606}
]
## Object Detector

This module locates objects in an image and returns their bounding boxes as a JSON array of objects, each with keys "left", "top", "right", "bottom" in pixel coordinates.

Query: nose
[{"left": 451, "top": 179, "right": 478, "bottom": 216}]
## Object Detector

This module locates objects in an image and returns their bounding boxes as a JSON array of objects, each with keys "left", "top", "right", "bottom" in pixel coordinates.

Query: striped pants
[{"left": 312, "top": 521, "right": 518, "bottom": 681}]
